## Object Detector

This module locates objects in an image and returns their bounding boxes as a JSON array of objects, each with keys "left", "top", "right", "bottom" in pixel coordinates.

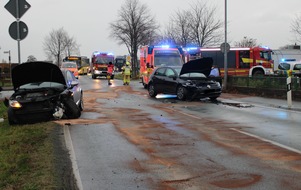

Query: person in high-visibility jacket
[
  {"left": 122, "top": 61, "right": 132, "bottom": 85},
  {"left": 107, "top": 62, "right": 114, "bottom": 85}
]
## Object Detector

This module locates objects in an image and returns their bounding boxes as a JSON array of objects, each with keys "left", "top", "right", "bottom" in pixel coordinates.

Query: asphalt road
[{"left": 5, "top": 75, "right": 301, "bottom": 190}]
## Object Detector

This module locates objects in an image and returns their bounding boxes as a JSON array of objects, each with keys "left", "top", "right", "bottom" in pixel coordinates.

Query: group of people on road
[{"left": 106, "top": 61, "right": 132, "bottom": 86}]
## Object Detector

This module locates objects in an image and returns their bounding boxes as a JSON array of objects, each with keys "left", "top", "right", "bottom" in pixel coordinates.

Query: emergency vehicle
[
  {"left": 140, "top": 45, "right": 184, "bottom": 88},
  {"left": 185, "top": 46, "right": 274, "bottom": 76},
  {"left": 91, "top": 51, "right": 114, "bottom": 79},
  {"left": 63, "top": 56, "right": 90, "bottom": 75}
]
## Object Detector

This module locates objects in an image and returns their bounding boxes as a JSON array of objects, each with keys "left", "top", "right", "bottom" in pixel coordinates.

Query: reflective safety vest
[{"left": 123, "top": 65, "right": 131, "bottom": 75}]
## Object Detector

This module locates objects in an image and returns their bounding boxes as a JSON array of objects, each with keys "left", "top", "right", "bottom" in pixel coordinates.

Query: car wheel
[
  {"left": 79, "top": 94, "right": 84, "bottom": 111},
  {"left": 253, "top": 70, "right": 264, "bottom": 76},
  {"left": 64, "top": 99, "right": 81, "bottom": 119},
  {"left": 7, "top": 108, "right": 18, "bottom": 125},
  {"left": 177, "top": 86, "right": 187, "bottom": 100},
  {"left": 92, "top": 74, "right": 96, "bottom": 79},
  {"left": 209, "top": 96, "right": 218, "bottom": 101},
  {"left": 148, "top": 83, "right": 157, "bottom": 97}
]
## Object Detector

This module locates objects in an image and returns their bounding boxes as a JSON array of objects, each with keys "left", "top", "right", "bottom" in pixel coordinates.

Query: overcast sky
[{"left": 1, "top": 0, "right": 301, "bottom": 63}]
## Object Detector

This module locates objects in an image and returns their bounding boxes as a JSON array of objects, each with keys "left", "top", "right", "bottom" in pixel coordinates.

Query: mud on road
[{"left": 57, "top": 83, "right": 301, "bottom": 190}]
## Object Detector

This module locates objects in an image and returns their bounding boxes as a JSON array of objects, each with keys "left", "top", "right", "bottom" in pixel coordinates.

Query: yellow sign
[{"left": 126, "top": 55, "right": 131, "bottom": 62}]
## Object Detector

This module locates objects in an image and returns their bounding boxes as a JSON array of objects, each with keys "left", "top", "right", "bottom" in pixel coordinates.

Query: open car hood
[
  {"left": 180, "top": 57, "right": 213, "bottom": 77},
  {"left": 12, "top": 61, "right": 66, "bottom": 89}
]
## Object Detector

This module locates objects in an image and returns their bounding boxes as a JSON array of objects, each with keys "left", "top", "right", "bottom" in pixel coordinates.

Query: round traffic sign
[
  {"left": 9, "top": 21, "right": 28, "bottom": 41},
  {"left": 220, "top": 42, "right": 230, "bottom": 53}
]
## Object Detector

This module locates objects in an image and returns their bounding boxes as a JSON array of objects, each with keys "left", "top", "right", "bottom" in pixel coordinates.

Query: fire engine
[
  {"left": 185, "top": 46, "right": 274, "bottom": 76},
  {"left": 91, "top": 51, "right": 114, "bottom": 79},
  {"left": 140, "top": 45, "right": 184, "bottom": 88}
]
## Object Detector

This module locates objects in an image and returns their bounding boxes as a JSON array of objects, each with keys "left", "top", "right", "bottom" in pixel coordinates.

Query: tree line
[{"left": 42, "top": 0, "right": 301, "bottom": 73}]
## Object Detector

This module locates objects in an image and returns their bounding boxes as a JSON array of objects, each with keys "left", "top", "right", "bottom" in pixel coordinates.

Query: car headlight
[
  {"left": 9, "top": 100, "right": 22, "bottom": 109},
  {"left": 184, "top": 80, "right": 195, "bottom": 86}
]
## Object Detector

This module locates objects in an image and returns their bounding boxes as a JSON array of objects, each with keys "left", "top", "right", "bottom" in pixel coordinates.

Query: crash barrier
[{"left": 227, "top": 76, "right": 301, "bottom": 101}]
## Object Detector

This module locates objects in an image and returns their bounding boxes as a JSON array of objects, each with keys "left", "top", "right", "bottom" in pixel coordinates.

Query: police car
[{"left": 276, "top": 59, "right": 301, "bottom": 77}]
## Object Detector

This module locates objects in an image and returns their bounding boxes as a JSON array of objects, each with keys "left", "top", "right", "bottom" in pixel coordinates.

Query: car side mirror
[
  {"left": 70, "top": 81, "right": 79, "bottom": 87},
  {"left": 168, "top": 75, "right": 177, "bottom": 80}
]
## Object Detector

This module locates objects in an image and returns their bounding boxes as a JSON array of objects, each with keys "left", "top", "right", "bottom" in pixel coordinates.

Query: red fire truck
[
  {"left": 140, "top": 45, "right": 184, "bottom": 88},
  {"left": 91, "top": 51, "right": 114, "bottom": 79},
  {"left": 185, "top": 46, "right": 274, "bottom": 76}
]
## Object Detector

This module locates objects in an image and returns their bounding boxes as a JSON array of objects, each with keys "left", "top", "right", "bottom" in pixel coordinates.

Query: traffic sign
[
  {"left": 9, "top": 21, "right": 28, "bottom": 40},
  {"left": 5, "top": 0, "right": 31, "bottom": 19},
  {"left": 220, "top": 42, "right": 230, "bottom": 53}
]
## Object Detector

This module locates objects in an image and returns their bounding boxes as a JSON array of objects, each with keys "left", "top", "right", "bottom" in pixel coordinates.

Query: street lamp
[{"left": 3, "top": 50, "right": 11, "bottom": 80}]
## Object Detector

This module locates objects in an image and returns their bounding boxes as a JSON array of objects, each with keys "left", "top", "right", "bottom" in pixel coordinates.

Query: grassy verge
[{"left": 0, "top": 101, "right": 74, "bottom": 190}]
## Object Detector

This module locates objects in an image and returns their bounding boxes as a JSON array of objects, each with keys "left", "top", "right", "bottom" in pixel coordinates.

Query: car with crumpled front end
[
  {"left": 4, "top": 61, "right": 83, "bottom": 124},
  {"left": 147, "top": 57, "right": 222, "bottom": 101}
]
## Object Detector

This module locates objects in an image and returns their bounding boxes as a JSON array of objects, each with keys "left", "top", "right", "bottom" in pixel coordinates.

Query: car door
[
  {"left": 66, "top": 70, "right": 81, "bottom": 104},
  {"left": 151, "top": 67, "right": 166, "bottom": 93},
  {"left": 164, "top": 68, "right": 178, "bottom": 94}
]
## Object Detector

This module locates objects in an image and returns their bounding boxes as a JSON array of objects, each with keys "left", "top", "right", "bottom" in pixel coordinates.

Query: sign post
[{"left": 5, "top": 0, "right": 31, "bottom": 64}]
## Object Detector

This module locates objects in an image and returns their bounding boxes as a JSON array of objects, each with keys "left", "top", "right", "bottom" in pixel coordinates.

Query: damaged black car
[
  {"left": 4, "top": 61, "right": 84, "bottom": 124},
  {"left": 148, "top": 57, "right": 222, "bottom": 101}
]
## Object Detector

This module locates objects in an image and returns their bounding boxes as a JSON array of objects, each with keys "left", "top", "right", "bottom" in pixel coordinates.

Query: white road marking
[
  {"left": 168, "top": 107, "right": 301, "bottom": 155},
  {"left": 230, "top": 128, "right": 301, "bottom": 155},
  {"left": 64, "top": 126, "right": 83, "bottom": 190}
]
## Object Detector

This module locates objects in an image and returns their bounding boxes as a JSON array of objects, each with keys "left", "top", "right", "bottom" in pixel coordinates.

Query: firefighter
[
  {"left": 122, "top": 61, "right": 132, "bottom": 85},
  {"left": 146, "top": 62, "right": 154, "bottom": 78},
  {"left": 107, "top": 62, "right": 114, "bottom": 85}
]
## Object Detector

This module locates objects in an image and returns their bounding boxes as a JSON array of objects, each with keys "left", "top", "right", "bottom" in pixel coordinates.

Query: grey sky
[{"left": 1, "top": 0, "right": 301, "bottom": 63}]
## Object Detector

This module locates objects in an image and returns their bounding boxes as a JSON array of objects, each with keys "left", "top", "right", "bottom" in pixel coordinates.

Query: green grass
[{"left": 0, "top": 101, "right": 66, "bottom": 189}]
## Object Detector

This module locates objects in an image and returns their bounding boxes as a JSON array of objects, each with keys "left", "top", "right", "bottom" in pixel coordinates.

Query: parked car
[
  {"left": 148, "top": 57, "right": 222, "bottom": 101},
  {"left": 60, "top": 61, "right": 79, "bottom": 78},
  {"left": 276, "top": 60, "right": 301, "bottom": 77},
  {"left": 4, "top": 61, "right": 83, "bottom": 124}
]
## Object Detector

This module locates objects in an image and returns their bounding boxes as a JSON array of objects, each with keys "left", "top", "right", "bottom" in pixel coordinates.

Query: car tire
[
  {"left": 177, "top": 86, "right": 187, "bottom": 100},
  {"left": 92, "top": 74, "right": 96, "bottom": 79},
  {"left": 79, "top": 93, "right": 84, "bottom": 111},
  {"left": 148, "top": 83, "right": 157, "bottom": 97},
  {"left": 64, "top": 99, "right": 81, "bottom": 119},
  {"left": 253, "top": 70, "right": 264, "bottom": 76},
  {"left": 209, "top": 96, "right": 218, "bottom": 101}
]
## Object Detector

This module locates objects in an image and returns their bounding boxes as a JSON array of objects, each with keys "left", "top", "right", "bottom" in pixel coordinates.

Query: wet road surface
[{"left": 56, "top": 75, "right": 301, "bottom": 190}]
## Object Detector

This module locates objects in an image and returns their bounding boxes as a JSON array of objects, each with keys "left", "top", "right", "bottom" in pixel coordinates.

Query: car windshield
[
  {"left": 294, "top": 64, "right": 301, "bottom": 70},
  {"left": 95, "top": 57, "right": 114, "bottom": 64},
  {"left": 19, "top": 82, "right": 65, "bottom": 90},
  {"left": 154, "top": 50, "right": 183, "bottom": 67},
  {"left": 180, "top": 72, "right": 206, "bottom": 78},
  {"left": 62, "top": 63, "right": 77, "bottom": 68}
]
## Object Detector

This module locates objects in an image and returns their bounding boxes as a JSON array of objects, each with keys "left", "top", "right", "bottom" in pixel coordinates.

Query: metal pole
[
  {"left": 16, "top": 0, "right": 21, "bottom": 64},
  {"left": 223, "top": 0, "right": 228, "bottom": 90}
]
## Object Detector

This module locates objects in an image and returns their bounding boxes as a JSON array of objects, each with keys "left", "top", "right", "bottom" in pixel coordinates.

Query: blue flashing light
[
  {"left": 93, "top": 51, "right": 114, "bottom": 56},
  {"left": 260, "top": 46, "right": 270, "bottom": 49},
  {"left": 281, "top": 58, "right": 296, "bottom": 62}
]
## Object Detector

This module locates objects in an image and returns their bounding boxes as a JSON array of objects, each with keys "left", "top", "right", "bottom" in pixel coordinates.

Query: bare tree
[
  {"left": 234, "top": 36, "right": 258, "bottom": 47},
  {"left": 65, "top": 37, "right": 80, "bottom": 57},
  {"left": 188, "top": 1, "right": 223, "bottom": 47},
  {"left": 26, "top": 55, "right": 37, "bottom": 62},
  {"left": 291, "top": 15, "right": 301, "bottom": 43},
  {"left": 163, "top": 9, "right": 191, "bottom": 47},
  {"left": 43, "top": 27, "right": 79, "bottom": 66},
  {"left": 109, "top": 0, "right": 159, "bottom": 77},
  {"left": 162, "top": 1, "right": 222, "bottom": 47}
]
